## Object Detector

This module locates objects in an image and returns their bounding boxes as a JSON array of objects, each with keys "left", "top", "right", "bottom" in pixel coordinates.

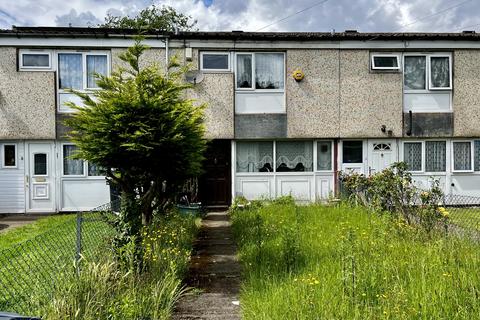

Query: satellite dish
[{"left": 185, "top": 70, "right": 204, "bottom": 85}]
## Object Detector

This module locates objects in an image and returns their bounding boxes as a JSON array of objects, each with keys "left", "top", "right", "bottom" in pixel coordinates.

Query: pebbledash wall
[{"left": 1, "top": 28, "right": 480, "bottom": 212}]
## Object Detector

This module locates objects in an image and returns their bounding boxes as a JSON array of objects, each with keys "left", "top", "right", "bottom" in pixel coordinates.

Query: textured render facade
[
  {"left": 0, "top": 27, "right": 480, "bottom": 211},
  {"left": 0, "top": 47, "right": 56, "bottom": 140},
  {"left": 453, "top": 50, "right": 480, "bottom": 137}
]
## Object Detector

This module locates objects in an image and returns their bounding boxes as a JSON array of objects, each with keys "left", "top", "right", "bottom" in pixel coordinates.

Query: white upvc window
[
  {"left": 452, "top": 141, "right": 474, "bottom": 172},
  {"left": 370, "top": 53, "right": 400, "bottom": 71},
  {"left": 475, "top": 141, "right": 480, "bottom": 172},
  {"left": 1, "top": 143, "right": 17, "bottom": 168},
  {"left": 62, "top": 144, "right": 85, "bottom": 176},
  {"left": 200, "top": 52, "right": 230, "bottom": 72},
  {"left": 58, "top": 51, "right": 110, "bottom": 90},
  {"left": 235, "top": 52, "right": 285, "bottom": 92},
  {"left": 57, "top": 51, "right": 110, "bottom": 113},
  {"left": 403, "top": 141, "right": 424, "bottom": 172},
  {"left": 19, "top": 49, "right": 52, "bottom": 71},
  {"left": 403, "top": 53, "right": 452, "bottom": 92}
]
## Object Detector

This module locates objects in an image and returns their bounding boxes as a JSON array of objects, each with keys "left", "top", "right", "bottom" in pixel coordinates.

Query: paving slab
[
  {"left": 173, "top": 211, "right": 241, "bottom": 320},
  {"left": 0, "top": 214, "right": 49, "bottom": 234}
]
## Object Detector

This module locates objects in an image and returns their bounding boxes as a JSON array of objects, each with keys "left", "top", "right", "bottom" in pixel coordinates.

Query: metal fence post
[{"left": 76, "top": 211, "right": 83, "bottom": 272}]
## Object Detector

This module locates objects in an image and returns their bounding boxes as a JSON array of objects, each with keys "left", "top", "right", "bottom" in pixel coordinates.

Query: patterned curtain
[
  {"left": 87, "top": 55, "right": 108, "bottom": 88},
  {"left": 475, "top": 141, "right": 480, "bottom": 172},
  {"left": 453, "top": 142, "right": 471, "bottom": 171},
  {"left": 276, "top": 141, "right": 313, "bottom": 172},
  {"left": 404, "top": 143, "right": 422, "bottom": 171},
  {"left": 255, "top": 53, "right": 284, "bottom": 89},
  {"left": 236, "top": 142, "right": 273, "bottom": 172},
  {"left": 58, "top": 53, "right": 83, "bottom": 89},
  {"left": 430, "top": 57, "right": 450, "bottom": 88},
  {"left": 425, "top": 141, "right": 446, "bottom": 172},
  {"left": 317, "top": 141, "right": 332, "bottom": 171},
  {"left": 236, "top": 54, "right": 252, "bottom": 88},
  {"left": 63, "top": 145, "right": 84, "bottom": 175},
  {"left": 404, "top": 56, "right": 426, "bottom": 90}
]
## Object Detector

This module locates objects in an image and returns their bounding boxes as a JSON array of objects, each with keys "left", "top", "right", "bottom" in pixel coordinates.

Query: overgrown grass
[
  {"left": 232, "top": 199, "right": 480, "bottom": 319},
  {"left": 0, "top": 212, "right": 116, "bottom": 312},
  {"left": 25, "top": 212, "right": 199, "bottom": 320}
]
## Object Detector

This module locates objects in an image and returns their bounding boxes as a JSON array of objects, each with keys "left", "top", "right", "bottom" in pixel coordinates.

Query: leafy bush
[{"left": 340, "top": 162, "right": 446, "bottom": 232}]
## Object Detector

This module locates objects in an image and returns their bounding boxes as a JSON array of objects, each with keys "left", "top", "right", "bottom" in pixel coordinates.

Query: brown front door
[{"left": 199, "top": 140, "right": 231, "bottom": 208}]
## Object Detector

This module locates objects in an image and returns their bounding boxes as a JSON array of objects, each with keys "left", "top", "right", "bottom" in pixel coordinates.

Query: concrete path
[
  {"left": 173, "top": 211, "right": 241, "bottom": 320},
  {"left": 0, "top": 214, "right": 48, "bottom": 234}
]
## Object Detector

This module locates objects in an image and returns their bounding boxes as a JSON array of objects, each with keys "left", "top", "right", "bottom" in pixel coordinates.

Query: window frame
[
  {"left": 403, "top": 53, "right": 452, "bottom": 93},
  {"left": 424, "top": 140, "right": 447, "bottom": 174},
  {"left": 234, "top": 52, "right": 286, "bottom": 93},
  {"left": 451, "top": 140, "right": 474, "bottom": 173},
  {"left": 341, "top": 140, "right": 364, "bottom": 165},
  {"left": 1, "top": 143, "right": 17, "bottom": 169},
  {"left": 428, "top": 54, "right": 452, "bottom": 91},
  {"left": 315, "top": 140, "right": 334, "bottom": 172},
  {"left": 56, "top": 50, "right": 111, "bottom": 93},
  {"left": 19, "top": 49, "right": 52, "bottom": 71},
  {"left": 370, "top": 53, "right": 401, "bottom": 71},
  {"left": 200, "top": 51, "right": 230, "bottom": 72},
  {"left": 61, "top": 143, "right": 86, "bottom": 177},
  {"left": 402, "top": 141, "right": 425, "bottom": 173}
]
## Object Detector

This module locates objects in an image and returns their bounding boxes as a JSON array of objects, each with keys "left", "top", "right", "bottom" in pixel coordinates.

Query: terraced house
[{"left": 0, "top": 26, "right": 479, "bottom": 213}]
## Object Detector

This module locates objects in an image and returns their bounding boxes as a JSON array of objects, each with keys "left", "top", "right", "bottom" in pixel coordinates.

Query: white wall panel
[
  {"left": 235, "top": 92, "right": 285, "bottom": 114},
  {"left": 0, "top": 142, "right": 25, "bottom": 213},
  {"left": 450, "top": 175, "right": 480, "bottom": 197},
  {"left": 276, "top": 175, "right": 314, "bottom": 201},
  {"left": 60, "top": 179, "right": 110, "bottom": 211},
  {"left": 235, "top": 175, "right": 273, "bottom": 200}
]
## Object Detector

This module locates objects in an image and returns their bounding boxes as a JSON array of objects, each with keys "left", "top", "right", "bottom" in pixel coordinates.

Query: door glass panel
[
  {"left": 343, "top": 141, "right": 363, "bottom": 164},
  {"left": 317, "top": 141, "right": 332, "bottom": 171},
  {"left": 34, "top": 153, "right": 47, "bottom": 175}
]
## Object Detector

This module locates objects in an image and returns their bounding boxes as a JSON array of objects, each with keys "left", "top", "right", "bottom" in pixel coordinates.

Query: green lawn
[
  {"left": 0, "top": 214, "right": 76, "bottom": 250},
  {"left": 232, "top": 200, "right": 480, "bottom": 319}
]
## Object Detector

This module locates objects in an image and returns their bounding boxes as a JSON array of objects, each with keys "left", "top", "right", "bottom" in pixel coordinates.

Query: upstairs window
[
  {"left": 19, "top": 50, "right": 52, "bottom": 71},
  {"left": 371, "top": 54, "right": 400, "bottom": 71},
  {"left": 404, "top": 54, "right": 452, "bottom": 91},
  {"left": 58, "top": 52, "right": 109, "bottom": 91},
  {"left": 236, "top": 53, "right": 285, "bottom": 91},
  {"left": 200, "top": 52, "right": 230, "bottom": 71}
]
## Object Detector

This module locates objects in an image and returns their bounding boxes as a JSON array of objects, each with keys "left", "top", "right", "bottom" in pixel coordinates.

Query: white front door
[
  {"left": 367, "top": 140, "right": 397, "bottom": 176},
  {"left": 26, "top": 142, "right": 56, "bottom": 213}
]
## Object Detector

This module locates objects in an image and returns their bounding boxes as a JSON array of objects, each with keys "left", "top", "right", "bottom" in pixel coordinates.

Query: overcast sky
[{"left": 0, "top": 0, "right": 479, "bottom": 33}]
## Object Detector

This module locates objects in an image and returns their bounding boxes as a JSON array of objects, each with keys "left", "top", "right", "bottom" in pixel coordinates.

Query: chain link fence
[
  {"left": 0, "top": 199, "right": 120, "bottom": 314},
  {"left": 442, "top": 194, "right": 480, "bottom": 234}
]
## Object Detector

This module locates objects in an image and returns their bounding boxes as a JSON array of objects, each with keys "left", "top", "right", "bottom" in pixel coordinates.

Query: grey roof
[{"left": 0, "top": 26, "right": 479, "bottom": 41}]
